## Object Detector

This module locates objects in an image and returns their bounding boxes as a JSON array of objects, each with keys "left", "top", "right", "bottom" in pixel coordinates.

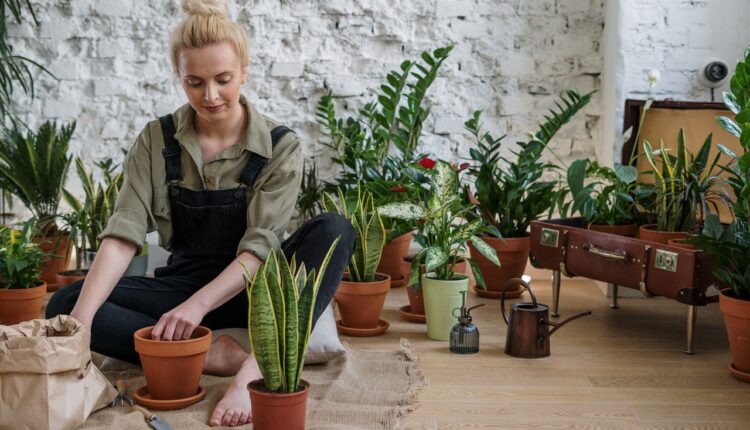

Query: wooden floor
[{"left": 341, "top": 273, "right": 750, "bottom": 429}]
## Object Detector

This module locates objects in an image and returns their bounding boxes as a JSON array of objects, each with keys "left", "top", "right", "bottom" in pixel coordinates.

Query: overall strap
[
  {"left": 159, "top": 114, "right": 182, "bottom": 182},
  {"left": 238, "top": 125, "right": 294, "bottom": 188}
]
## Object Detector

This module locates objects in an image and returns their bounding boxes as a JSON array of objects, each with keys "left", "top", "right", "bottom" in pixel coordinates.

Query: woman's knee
[
  {"left": 312, "top": 212, "right": 356, "bottom": 251},
  {"left": 44, "top": 280, "right": 84, "bottom": 318}
]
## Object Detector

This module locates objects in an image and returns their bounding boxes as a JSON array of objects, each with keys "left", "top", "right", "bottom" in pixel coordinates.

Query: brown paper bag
[{"left": 0, "top": 315, "right": 117, "bottom": 430}]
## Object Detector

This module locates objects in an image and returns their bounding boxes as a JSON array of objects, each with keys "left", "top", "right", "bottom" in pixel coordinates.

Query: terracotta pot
[
  {"left": 589, "top": 223, "right": 638, "bottom": 237},
  {"left": 248, "top": 379, "right": 310, "bottom": 430},
  {"left": 55, "top": 270, "right": 88, "bottom": 289},
  {"left": 134, "top": 326, "right": 212, "bottom": 400},
  {"left": 638, "top": 224, "right": 689, "bottom": 245},
  {"left": 335, "top": 274, "right": 390, "bottom": 329},
  {"left": 33, "top": 232, "right": 72, "bottom": 292},
  {"left": 667, "top": 238, "right": 697, "bottom": 250},
  {"left": 377, "top": 231, "right": 413, "bottom": 288},
  {"left": 0, "top": 282, "right": 47, "bottom": 325},
  {"left": 401, "top": 256, "right": 467, "bottom": 315},
  {"left": 467, "top": 236, "right": 529, "bottom": 299},
  {"left": 719, "top": 290, "right": 750, "bottom": 381}
]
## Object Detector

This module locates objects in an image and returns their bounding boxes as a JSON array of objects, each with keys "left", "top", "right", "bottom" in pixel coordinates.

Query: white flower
[{"left": 647, "top": 69, "right": 660, "bottom": 86}]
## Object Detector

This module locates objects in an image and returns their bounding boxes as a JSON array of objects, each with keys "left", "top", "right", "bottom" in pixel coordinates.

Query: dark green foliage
[{"left": 0, "top": 219, "right": 45, "bottom": 289}]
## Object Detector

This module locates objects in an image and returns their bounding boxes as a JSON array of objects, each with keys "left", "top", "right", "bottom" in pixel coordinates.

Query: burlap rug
[{"left": 79, "top": 339, "right": 426, "bottom": 429}]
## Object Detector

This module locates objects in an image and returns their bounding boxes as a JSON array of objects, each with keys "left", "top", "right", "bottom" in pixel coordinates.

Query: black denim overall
[{"left": 47, "top": 116, "right": 355, "bottom": 364}]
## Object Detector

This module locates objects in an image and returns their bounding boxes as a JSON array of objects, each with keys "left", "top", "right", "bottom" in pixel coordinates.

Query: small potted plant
[
  {"left": 380, "top": 160, "right": 499, "bottom": 341},
  {"left": 640, "top": 129, "right": 731, "bottom": 244},
  {"left": 55, "top": 205, "right": 89, "bottom": 287},
  {"left": 245, "top": 239, "right": 339, "bottom": 429},
  {"left": 692, "top": 45, "right": 750, "bottom": 382},
  {"left": 463, "top": 90, "right": 592, "bottom": 299},
  {"left": 0, "top": 121, "right": 75, "bottom": 290},
  {"left": 0, "top": 220, "right": 47, "bottom": 325},
  {"left": 323, "top": 187, "right": 389, "bottom": 336}
]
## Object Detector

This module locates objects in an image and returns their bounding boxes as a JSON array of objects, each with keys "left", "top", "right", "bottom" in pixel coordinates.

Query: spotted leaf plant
[
  {"left": 378, "top": 160, "right": 500, "bottom": 290},
  {"left": 244, "top": 238, "right": 340, "bottom": 393}
]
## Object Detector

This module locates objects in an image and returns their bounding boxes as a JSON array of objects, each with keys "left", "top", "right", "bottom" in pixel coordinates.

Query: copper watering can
[{"left": 501, "top": 278, "right": 591, "bottom": 358}]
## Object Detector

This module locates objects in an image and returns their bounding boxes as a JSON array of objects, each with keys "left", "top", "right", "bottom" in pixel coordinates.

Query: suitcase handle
[{"left": 583, "top": 243, "right": 628, "bottom": 262}]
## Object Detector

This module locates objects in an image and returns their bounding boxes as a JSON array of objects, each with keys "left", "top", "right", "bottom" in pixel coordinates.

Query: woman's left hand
[{"left": 151, "top": 299, "right": 208, "bottom": 341}]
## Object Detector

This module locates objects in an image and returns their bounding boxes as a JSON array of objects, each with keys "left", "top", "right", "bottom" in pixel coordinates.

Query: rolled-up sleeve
[
  {"left": 237, "top": 134, "right": 302, "bottom": 261},
  {"left": 98, "top": 128, "right": 155, "bottom": 253}
]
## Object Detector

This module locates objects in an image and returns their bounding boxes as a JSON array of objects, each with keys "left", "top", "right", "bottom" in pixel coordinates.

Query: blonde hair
[{"left": 170, "top": 0, "right": 249, "bottom": 75}]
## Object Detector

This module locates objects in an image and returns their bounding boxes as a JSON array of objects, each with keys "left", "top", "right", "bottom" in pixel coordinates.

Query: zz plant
[
  {"left": 244, "top": 239, "right": 339, "bottom": 393},
  {"left": 322, "top": 187, "right": 385, "bottom": 283},
  {"left": 379, "top": 160, "right": 500, "bottom": 290},
  {"left": 0, "top": 220, "right": 45, "bottom": 289}
]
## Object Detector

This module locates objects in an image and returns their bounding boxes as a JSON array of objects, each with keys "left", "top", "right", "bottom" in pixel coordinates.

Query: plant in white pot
[
  {"left": 323, "top": 187, "right": 390, "bottom": 336},
  {"left": 379, "top": 160, "right": 499, "bottom": 341},
  {"left": 244, "top": 239, "right": 339, "bottom": 429},
  {"left": 0, "top": 220, "right": 47, "bottom": 324}
]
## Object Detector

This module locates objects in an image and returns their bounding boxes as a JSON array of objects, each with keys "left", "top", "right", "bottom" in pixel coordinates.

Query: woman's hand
[{"left": 151, "top": 299, "right": 208, "bottom": 341}]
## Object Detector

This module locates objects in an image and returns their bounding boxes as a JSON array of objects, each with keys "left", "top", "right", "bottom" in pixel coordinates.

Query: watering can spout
[{"left": 539, "top": 311, "right": 592, "bottom": 344}]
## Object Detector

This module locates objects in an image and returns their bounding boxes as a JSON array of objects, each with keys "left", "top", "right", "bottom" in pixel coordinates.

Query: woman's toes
[{"left": 209, "top": 406, "right": 225, "bottom": 426}]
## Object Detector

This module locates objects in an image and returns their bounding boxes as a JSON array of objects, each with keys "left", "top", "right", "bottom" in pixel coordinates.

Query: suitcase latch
[{"left": 655, "top": 249, "right": 678, "bottom": 272}]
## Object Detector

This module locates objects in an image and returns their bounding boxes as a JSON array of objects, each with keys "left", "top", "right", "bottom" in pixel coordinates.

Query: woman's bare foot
[
  {"left": 209, "top": 354, "right": 261, "bottom": 427},
  {"left": 204, "top": 335, "right": 249, "bottom": 377}
]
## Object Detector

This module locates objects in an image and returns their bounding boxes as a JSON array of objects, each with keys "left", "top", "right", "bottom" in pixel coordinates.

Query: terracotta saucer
[
  {"left": 729, "top": 363, "right": 750, "bottom": 383},
  {"left": 132, "top": 385, "right": 206, "bottom": 410},
  {"left": 399, "top": 305, "right": 426, "bottom": 323},
  {"left": 472, "top": 284, "right": 524, "bottom": 300},
  {"left": 336, "top": 319, "right": 389, "bottom": 337},
  {"left": 390, "top": 276, "right": 407, "bottom": 288}
]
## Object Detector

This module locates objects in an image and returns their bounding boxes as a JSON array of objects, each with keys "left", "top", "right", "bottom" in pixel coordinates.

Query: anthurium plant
[
  {"left": 244, "top": 238, "right": 339, "bottom": 393},
  {"left": 322, "top": 187, "right": 386, "bottom": 282},
  {"left": 464, "top": 90, "right": 593, "bottom": 238},
  {"left": 0, "top": 220, "right": 45, "bottom": 289},
  {"left": 378, "top": 160, "right": 500, "bottom": 290}
]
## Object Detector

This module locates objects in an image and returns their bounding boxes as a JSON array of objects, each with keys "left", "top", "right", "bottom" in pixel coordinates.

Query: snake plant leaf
[
  {"left": 468, "top": 258, "right": 487, "bottom": 291},
  {"left": 264, "top": 251, "right": 286, "bottom": 366},
  {"left": 247, "top": 263, "right": 283, "bottom": 391},
  {"left": 363, "top": 207, "right": 386, "bottom": 280},
  {"left": 614, "top": 163, "right": 638, "bottom": 184},
  {"left": 717, "top": 115, "right": 742, "bottom": 137},
  {"left": 424, "top": 246, "right": 448, "bottom": 273},
  {"left": 470, "top": 235, "right": 500, "bottom": 267},
  {"left": 321, "top": 191, "right": 340, "bottom": 214},
  {"left": 377, "top": 202, "right": 426, "bottom": 220}
]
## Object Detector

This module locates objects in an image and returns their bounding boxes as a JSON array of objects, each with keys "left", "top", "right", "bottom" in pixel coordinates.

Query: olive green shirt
[{"left": 99, "top": 96, "right": 302, "bottom": 261}]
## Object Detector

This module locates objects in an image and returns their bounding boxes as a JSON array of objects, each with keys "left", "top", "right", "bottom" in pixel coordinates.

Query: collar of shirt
[{"left": 171, "top": 94, "right": 273, "bottom": 163}]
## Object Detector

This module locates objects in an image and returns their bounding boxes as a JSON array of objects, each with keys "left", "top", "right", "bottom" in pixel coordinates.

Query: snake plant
[
  {"left": 322, "top": 187, "right": 386, "bottom": 283},
  {"left": 244, "top": 238, "right": 339, "bottom": 393}
]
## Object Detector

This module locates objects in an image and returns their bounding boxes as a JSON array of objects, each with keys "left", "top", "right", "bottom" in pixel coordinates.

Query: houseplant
[
  {"left": 0, "top": 219, "right": 47, "bottom": 324},
  {"left": 379, "top": 160, "right": 499, "bottom": 340},
  {"left": 0, "top": 121, "right": 74, "bottom": 289},
  {"left": 245, "top": 239, "right": 339, "bottom": 430},
  {"left": 55, "top": 205, "right": 89, "bottom": 287},
  {"left": 640, "top": 129, "right": 731, "bottom": 244},
  {"left": 692, "top": 45, "right": 750, "bottom": 381},
  {"left": 323, "top": 187, "right": 389, "bottom": 335},
  {"left": 463, "top": 90, "right": 592, "bottom": 298}
]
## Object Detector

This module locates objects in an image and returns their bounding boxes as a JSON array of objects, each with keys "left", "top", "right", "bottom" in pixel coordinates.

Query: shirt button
[{"left": 205, "top": 177, "right": 214, "bottom": 188}]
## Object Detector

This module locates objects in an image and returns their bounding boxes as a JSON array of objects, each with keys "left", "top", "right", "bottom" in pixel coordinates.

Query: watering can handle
[{"left": 500, "top": 277, "right": 537, "bottom": 325}]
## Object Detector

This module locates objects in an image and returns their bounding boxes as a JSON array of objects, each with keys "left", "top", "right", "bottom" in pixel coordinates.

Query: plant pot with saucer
[{"left": 377, "top": 230, "right": 413, "bottom": 288}]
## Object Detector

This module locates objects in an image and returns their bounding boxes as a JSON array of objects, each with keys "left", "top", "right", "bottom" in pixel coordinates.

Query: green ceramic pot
[{"left": 422, "top": 273, "right": 469, "bottom": 341}]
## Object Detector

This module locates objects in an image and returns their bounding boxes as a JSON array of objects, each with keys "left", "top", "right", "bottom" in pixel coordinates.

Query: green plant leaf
[
  {"left": 468, "top": 258, "right": 487, "bottom": 291},
  {"left": 723, "top": 92, "right": 741, "bottom": 114},
  {"left": 717, "top": 115, "right": 742, "bottom": 137},
  {"left": 247, "top": 262, "right": 283, "bottom": 391},
  {"left": 424, "top": 246, "right": 448, "bottom": 273},
  {"left": 377, "top": 202, "right": 426, "bottom": 220},
  {"left": 614, "top": 163, "right": 638, "bottom": 184},
  {"left": 469, "top": 235, "right": 500, "bottom": 267}
]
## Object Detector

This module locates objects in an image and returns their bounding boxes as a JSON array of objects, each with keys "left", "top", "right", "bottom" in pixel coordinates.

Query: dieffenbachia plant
[
  {"left": 378, "top": 160, "right": 500, "bottom": 290},
  {"left": 322, "top": 187, "right": 386, "bottom": 283},
  {"left": 244, "top": 238, "right": 339, "bottom": 393}
]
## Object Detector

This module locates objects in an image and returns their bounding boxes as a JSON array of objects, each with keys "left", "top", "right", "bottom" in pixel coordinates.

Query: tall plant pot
[
  {"left": 377, "top": 231, "right": 413, "bottom": 288},
  {"left": 0, "top": 282, "right": 47, "bottom": 325},
  {"left": 248, "top": 379, "right": 310, "bottom": 430},
  {"left": 589, "top": 223, "right": 638, "bottom": 237},
  {"left": 719, "top": 290, "right": 750, "bottom": 382},
  {"left": 638, "top": 224, "right": 689, "bottom": 245},
  {"left": 468, "top": 236, "right": 529, "bottom": 299},
  {"left": 134, "top": 326, "right": 211, "bottom": 400},
  {"left": 400, "top": 256, "right": 467, "bottom": 316},
  {"left": 422, "top": 274, "right": 469, "bottom": 341},
  {"left": 33, "top": 232, "right": 72, "bottom": 292},
  {"left": 334, "top": 274, "right": 390, "bottom": 330}
]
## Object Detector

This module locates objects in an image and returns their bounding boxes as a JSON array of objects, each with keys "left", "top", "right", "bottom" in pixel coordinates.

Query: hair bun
[{"left": 181, "top": 0, "right": 228, "bottom": 18}]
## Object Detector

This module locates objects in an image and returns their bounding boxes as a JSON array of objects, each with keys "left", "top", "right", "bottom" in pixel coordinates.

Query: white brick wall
[{"left": 8, "top": 0, "right": 604, "bottom": 192}]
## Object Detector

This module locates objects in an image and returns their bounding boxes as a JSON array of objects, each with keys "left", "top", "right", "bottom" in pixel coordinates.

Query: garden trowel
[{"left": 134, "top": 405, "right": 174, "bottom": 430}]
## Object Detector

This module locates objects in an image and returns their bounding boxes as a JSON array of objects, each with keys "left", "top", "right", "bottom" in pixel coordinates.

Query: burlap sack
[{"left": 0, "top": 315, "right": 117, "bottom": 430}]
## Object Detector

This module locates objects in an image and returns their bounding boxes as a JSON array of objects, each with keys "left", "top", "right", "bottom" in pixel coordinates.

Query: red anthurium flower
[
  {"left": 418, "top": 157, "right": 436, "bottom": 169},
  {"left": 390, "top": 185, "right": 407, "bottom": 193},
  {"left": 459, "top": 162, "right": 470, "bottom": 171}
]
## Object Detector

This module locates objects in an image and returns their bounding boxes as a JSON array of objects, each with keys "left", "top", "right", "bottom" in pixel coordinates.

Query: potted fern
[
  {"left": 0, "top": 121, "right": 74, "bottom": 291},
  {"left": 463, "top": 90, "right": 592, "bottom": 299},
  {"left": 380, "top": 160, "right": 499, "bottom": 340},
  {"left": 0, "top": 220, "right": 47, "bottom": 325},
  {"left": 245, "top": 240, "right": 339, "bottom": 429},
  {"left": 323, "top": 187, "right": 390, "bottom": 336}
]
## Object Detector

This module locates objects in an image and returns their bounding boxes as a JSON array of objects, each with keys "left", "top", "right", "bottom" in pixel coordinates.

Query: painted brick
[
  {"left": 436, "top": 1, "right": 474, "bottom": 18},
  {"left": 94, "top": 0, "right": 132, "bottom": 17},
  {"left": 271, "top": 62, "right": 305, "bottom": 77}
]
